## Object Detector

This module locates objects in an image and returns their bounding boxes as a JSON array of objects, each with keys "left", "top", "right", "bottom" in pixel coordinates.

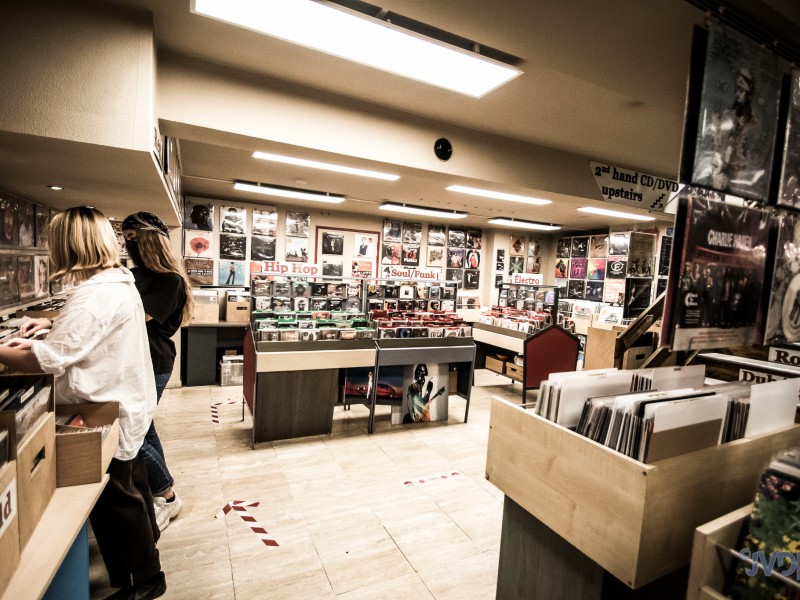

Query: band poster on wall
[
  {"left": 316, "top": 226, "right": 378, "bottom": 279},
  {"left": 680, "top": 22, "right": 782, "bottom": 201}
]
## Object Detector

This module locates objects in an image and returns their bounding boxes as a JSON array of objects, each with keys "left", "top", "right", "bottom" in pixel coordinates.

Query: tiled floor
[{"left": 89, "top": 370, "right": 521, "bottom": 599}]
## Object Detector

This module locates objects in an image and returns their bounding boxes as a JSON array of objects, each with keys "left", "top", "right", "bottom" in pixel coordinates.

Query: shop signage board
[
  {"left": 511, "top": 273, "right": 543, "bottom": 285},
  {"left": 590, "top": 161, "right": 681, "bottom": 213},
  {"left": 260, "top": 261, "right": 322, "bottom": 276}
]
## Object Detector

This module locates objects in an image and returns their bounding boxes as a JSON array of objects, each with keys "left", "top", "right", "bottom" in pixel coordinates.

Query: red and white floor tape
[
  {"left": 210, "top": 400, "right": 241, "bottom": 423},
  {"left": 216, "top": 500, "right": 279, "bottom": 547},
  {"left": 403, "top": 471, "right": 462, "bottom": 487}
]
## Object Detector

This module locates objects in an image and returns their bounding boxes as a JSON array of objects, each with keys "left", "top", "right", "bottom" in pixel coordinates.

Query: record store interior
[{"left": 2, "top": 1, "right": 800, "bottom": 599}]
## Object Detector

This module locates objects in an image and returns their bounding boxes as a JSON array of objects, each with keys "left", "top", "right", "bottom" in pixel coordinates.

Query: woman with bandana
[
  {"left": 11, "top": 207, "right": 166, "bottom": 599},
  {"left": 120, "top": 211, "right": 193, "bottom": 531}
]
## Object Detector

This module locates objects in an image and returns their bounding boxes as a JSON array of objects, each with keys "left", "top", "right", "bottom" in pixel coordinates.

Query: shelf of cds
[{"left": 243, "top": 274, "right": 478, "bottom": 444}]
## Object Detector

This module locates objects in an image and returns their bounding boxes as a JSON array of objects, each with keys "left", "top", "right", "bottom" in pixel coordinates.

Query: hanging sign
[
  {"left": 511, "top": 273, "right": 543, "bottom": 285},
  {"left": 380, "top": 266, "right": 443, "bottom": 280},
  {"left": 260, "top": 261, "right": 321, "bottom": 276},
  {"left": 590, "top": 161, "right": 682, "bottom": 213}
]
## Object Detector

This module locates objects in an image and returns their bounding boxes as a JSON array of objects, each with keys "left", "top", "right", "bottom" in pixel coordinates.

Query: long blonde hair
[
  {"left": 49, "top": 207, "right": 121, "bottom": 284},
  {"left": 134, "top": 229, "right": 194, "bottom": 324}
]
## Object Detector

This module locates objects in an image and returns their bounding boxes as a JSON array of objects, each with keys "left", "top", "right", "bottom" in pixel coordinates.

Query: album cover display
[
  {"left": 286, "top": 212, "right": 310, "bottom": 238},
  {"left": 585, "top": 280, "right": 604, "bottom": 303},
  {"left": 220, "top": 206, "right": 246, "bottom": 234},
  {"left": 463, "top": 269, "right": 480, "bottom": 289},
  {"left": 527, "top": 256, "right": 541, "bottom": 274},
  {"left": 427, "top": 224, "right": 445, "bottom": 246},
  {"left": 18, "top": 200, "right": 34, "bottom": 247},
  {"left": 509, "top": 256, "right": 524, "bottom": 275},
  {"left": 603, "top": 279, "right": 625, "bottom": 305},
  {"left": 17, "top": 255, "right": 35, "bottom": 301},
  {"left": 252, "top": 207, "right": 277, "bottom": 236},
  {"left": 322, "top": 261, "right": 343, "bottom": 276},
  {"left": 683, "top": 23, "right": 782, "bottom": 201},
  {"left": 184, "top": 230, "right": 212, "bottom": 258},
  {"left": 285, "top": 237, "right": 308, "bottom": 262},
  {"left": 567, "top": 279, "right": 585, "bottom": 300},
  {"left": 569, "top": 258, "right": 587, "bottom": 279},
  {"left": 183, "top": 200, "right": 213, "bottom": 231},
  {"left": 570, "top": 237, "right": 588, "bottom": 258},
  {"left": 184, "top": 257, "right": 214, "bottom": 286},
  {"left": 402, "top": 222, "right": 422, "bottom": 244},
  {"left": 381, "top": 242, "right": 401, "bottom": 265},
  {"left": 554, "top": 258, "right": 567, "bottom": 279},
  {"left": 664, "top": 195, "right": 769, "bottom": 350},
  {"left": 447, "top": 248, "right": 464, "bottom": 269},
  {"left": 608, "top": 233, "right": 629, "bottom": 256},
  {"left": 587, "top": 258, "right": 606, "bottom": 280},
  {"left": 35, "top": 204, "right": 50, "bottom": 248},
  {"left": 321, "top": 232, "right": 344, "bottom": 255},
  {"left": 448, "top": 226, "right": 466, "bottom": 248},
  {"left": 426, "top": 247, "right": 445, "bottom": 267},
  {"left": 777, "top": 70, "right": 800, "bottom": 208},
  {"left": 0, "top": 255, "right": 21, "bottom": 305},
  {"left": 402, "top": 244, "right": 420, "bottom": 266},
  {"left": 219, "top": 260, "right": 246, "bottom": 286},
  {"left": 466, "top": 229, "right": 482, "bottom": 249},
  {"left": 250, "top": 235, "right": 276, "bottom": 261},
  {"left": 383, "top": 220, "right": 402, "bottom": 242},
  {"left": 510, "top": 237, "right": 525, "bottom": 256},
  {"left": 219, "top": 233, "right": 246, "bottom": 260},
  {"left": 556, "top": 238, "right": 570, "bottom": 258},
  {"left": 627, "top": 232, "right": 657, "bottom": 277},
  {"left": 623, "top": 277, "right": 652, "bottom": 319},
  {"left": 589, "top": 235, "right": 608, "bottom": 258},
  {"left": 764, "top": 212, "right": 800, "bottom": 345},
  {"left": 34, "top": 255, "right": 49, "bottom": 297}
]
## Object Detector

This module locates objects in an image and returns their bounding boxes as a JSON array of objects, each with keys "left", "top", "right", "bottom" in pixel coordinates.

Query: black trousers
[{"left": 89, "top": 454, "right": 161, "bottom": 588}]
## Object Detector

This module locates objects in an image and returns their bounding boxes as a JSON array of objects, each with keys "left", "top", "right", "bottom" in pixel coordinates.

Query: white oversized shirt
[{"left": 33, "top": 268, "right": 156, "bottom": 460}]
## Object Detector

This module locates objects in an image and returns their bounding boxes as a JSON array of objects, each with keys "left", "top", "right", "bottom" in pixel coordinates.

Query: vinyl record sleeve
[{"left": 666, "top": 195, "right": 769, "bottom": 350}]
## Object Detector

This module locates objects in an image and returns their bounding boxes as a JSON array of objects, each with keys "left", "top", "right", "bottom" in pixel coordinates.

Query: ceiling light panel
[
  {"left": 380, "top": 202, "right": 467, "bottom": 219},
  {"left": 192, "top": 0, "right": 522, "bottom": 97},
  {"left": 487, "top": 218, "right": 560, "bottom": 231},
  {"left": 446, "top": 185, "right": 551, "bottom": 205},
  {"left": 252, "top": 151, "right": 399, "bottom": 180},
  {"left": 577, "top": 206, "right": 655, "bottom": 221},
  {"left": 234, "top": 181, "right": 345, "bottom": 203}
]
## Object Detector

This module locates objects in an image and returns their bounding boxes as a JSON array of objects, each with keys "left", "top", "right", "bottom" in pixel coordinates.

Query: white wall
[{"left": 0, "top": 2, "right": 155, "bottom": 151}]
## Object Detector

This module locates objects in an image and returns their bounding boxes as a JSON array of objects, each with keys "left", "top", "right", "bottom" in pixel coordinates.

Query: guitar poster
[{"left": 397, "top": 363, "right": 449, "bottom": 424}]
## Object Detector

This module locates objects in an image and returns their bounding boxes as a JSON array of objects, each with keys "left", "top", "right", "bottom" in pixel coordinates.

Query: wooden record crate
[{"left": 485, "top": 398, "right": 800, "bottom": 589}]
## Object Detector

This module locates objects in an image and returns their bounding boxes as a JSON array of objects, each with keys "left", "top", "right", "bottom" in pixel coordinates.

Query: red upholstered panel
[{"left": 524, "top": 326, "right": 580, "bottom": 389}]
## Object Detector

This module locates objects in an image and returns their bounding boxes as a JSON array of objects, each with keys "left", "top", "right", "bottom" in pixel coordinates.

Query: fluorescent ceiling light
[
  {"left": 47, "top": 185, "right": 63, "bottom": 191},
  {"left": 380, "top": 202, "right": 467, "bottom": 219},
  {"left": 488, "top": 218, "right": 561, "bottom": 231},
  {"left": 234, "top": 181, "right": 345, "bottom": 203},
  {"left": 192, "top": 0, "right": 522, "bottom": 98},
  {"left": 252, "top": 151, "right": 399, "bottom": 181},
  {"left": 577, "top": 206, "right": 655, "bottom": 221},
  {"left": 446, "top": 185, "right": 551, "bottom": 206}
]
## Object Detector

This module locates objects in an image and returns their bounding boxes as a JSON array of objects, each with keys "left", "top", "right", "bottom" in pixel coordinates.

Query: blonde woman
[
  {"left": 7, "top": 206, "right": 165, "bottom": 599},
  {"left": 121, "top": 211, "right": 192, "bottom": 531}
]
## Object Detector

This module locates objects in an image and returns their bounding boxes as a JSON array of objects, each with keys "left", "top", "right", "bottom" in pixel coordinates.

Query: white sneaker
[
  {"left": 153, "top": 501, "right": 170, "bottom": 532},
  {"left": 154, "top": 491, "right": 184, "bottom": 525}
]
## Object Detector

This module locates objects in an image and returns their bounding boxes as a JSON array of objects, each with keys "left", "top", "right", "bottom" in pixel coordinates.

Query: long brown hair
[{"left": 134, "top": 229, "right": 194, "bottom": 324}]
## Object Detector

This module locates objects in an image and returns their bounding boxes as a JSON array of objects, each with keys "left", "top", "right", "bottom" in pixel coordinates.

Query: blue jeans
[{"left": 139, "top": 372, "right": 174, "bottom": 495}]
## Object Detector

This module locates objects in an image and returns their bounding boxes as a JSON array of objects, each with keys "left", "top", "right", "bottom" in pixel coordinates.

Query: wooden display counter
[
  {"left": 244, "top": 333, "right": 376, "bottom": 446},
  {"left": 1, "top": 476, "right": 108, "bottom": 600},
  {"left": 686, "top": 504, "right": 752, "bottom": 600},
  {"left": 486, "top": 398, "right": 800, "bottom": 597}
]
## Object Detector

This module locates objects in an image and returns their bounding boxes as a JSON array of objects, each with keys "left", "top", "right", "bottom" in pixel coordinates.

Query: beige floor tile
[
  {"left": 162, "top": 560, "right": 235, "bottom": 599},
  {"left": 89, "top": 375, "right": 513, "bottom": 599},
  {"left": 335, "top": 572, "right": 435, "bottom": 600}
]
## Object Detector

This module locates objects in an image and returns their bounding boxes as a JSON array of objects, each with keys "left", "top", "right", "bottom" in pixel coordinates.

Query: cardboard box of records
[
  {"left": 0, "top": 374, "right": 56, "bottom": 551},
  {"left": 0, "top": 456, "right": 20, "bottom": 597},
  {"left": 55, "top": 401, "right": 119, "bottom": 487},
  {"left": 225, "top": 291, "right": 251, "bottom": 323},
  {"left": 190, "top": 289, "right": 219, "bottom": 324}
]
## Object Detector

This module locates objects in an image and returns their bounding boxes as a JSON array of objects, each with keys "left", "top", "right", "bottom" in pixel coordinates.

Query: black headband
[{"left": 121, "top": 212, "right": 169, "bottom": 237}]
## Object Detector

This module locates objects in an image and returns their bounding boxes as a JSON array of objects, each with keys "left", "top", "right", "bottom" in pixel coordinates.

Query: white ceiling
[{"left": 3, "top": 0, "right": 800, "bottom": 231}]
